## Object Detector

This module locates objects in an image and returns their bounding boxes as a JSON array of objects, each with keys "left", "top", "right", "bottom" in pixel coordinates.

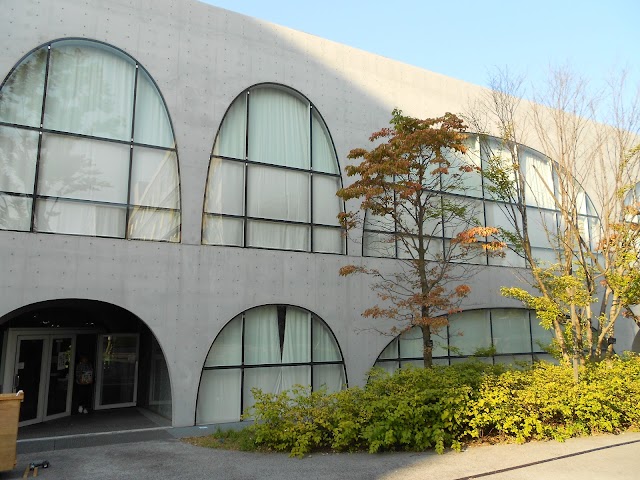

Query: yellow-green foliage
[
  {"left": 246, "top": 356, "right": 640, "bottom": 457},
  {"left": 469, "top": 355, "right": 640, "bottom": 443}
]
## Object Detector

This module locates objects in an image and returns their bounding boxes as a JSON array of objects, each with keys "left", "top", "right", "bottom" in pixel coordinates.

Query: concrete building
[{"left": 0, "top": 0, "right": 637, "bottom": 429}]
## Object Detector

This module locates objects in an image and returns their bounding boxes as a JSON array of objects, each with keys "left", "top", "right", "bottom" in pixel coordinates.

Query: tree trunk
[{"left": 421, "top": 323, "right": 433, "bottom": 368}]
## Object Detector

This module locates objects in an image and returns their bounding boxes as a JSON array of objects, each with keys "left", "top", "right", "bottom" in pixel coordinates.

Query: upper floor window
[
  {"left": 202, "top": 84, "right": 344, "bottom": 253},
  {"left": 0, "top": 39, "right": 181, "bottom": 241},
  {"left": 363, "top": 135, "right": 600, "bottom": 266}
]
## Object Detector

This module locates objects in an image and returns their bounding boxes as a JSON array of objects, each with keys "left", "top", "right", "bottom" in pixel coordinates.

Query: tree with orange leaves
[{"left": 337, "top": 109, "right": 504, "bottom": 367}]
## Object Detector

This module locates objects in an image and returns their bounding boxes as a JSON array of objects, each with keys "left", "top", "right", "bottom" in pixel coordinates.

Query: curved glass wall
[
  {"left": 374, "top": 309, "right": 555, "bottom": 372},
  {"left": 196, "top": 305, "right": 347, "bottom": 424},
  {"left": 203, "top": 84, "right": 344, "bottom": 253},
  {"left": 363, "top": 135, "right": 599, "bottom": 265},
  {"left": 0, "top": 39, "right": 180, "bottom": 241}
]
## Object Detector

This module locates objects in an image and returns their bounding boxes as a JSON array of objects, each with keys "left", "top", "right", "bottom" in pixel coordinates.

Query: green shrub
[{"left": 242, "top": 355, "right": 640, "bottom": 457}]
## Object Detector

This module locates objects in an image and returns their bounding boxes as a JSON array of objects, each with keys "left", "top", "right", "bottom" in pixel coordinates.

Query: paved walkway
[{"left": 3, "top": 431, "right": 639, "bottom": 479}]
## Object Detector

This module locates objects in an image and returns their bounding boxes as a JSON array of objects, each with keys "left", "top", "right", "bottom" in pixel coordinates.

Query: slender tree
[
  {"left": 466, "top": 67, "right": 640, "bottom": 376},
  {"left": 338, "top": 110, "right": 503, "bottom": 367}
]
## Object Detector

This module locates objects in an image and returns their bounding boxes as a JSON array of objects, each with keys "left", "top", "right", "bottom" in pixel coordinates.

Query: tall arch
[
  {"left": 196, "top": 304, "right": 347, "bottom": 424},
  {"left": 0, "top": 39, "right": 181, "bottom": 241},
  {"left": 202, "top": 83, "right": 345, "bottom": 253}
]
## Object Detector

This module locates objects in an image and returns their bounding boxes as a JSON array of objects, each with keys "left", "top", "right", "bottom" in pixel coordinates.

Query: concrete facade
[{"left": 1, "top": 0, "right": 638, "bottom": 428}]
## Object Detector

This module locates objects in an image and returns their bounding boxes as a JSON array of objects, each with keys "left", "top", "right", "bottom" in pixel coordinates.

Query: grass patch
[{"left": 182, "top": 427, "right": 259, "bottom": 452}]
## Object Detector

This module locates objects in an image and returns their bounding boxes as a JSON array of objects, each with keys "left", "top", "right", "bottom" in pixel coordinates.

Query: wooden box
[{"left": 0, "top": 392, "right": 23, "bottom": 472}]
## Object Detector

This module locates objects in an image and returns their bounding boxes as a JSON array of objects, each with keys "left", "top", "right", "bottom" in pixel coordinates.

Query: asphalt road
[{"left": 3, "top": 431, "right": 639, "bottom": 479}]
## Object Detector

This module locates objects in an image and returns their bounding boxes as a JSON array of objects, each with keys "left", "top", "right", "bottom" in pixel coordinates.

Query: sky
[{"left": 201, "top": 0, "right": 639, "bottom": 107}]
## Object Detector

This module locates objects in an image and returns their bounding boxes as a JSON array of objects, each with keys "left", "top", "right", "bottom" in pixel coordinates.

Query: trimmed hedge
[{"left": 245, "top": 355, "right": 640, "bottom": 457}]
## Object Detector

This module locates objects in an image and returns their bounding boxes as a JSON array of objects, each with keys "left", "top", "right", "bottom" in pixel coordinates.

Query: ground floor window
[
  {"left": 374, "top": 309, "right": 555, "bottom": 372},
  {"left": 196, "top": 305, "right": 346, "bottom": 424}
]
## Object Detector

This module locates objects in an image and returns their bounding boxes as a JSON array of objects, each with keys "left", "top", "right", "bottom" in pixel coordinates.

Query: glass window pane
[
  {"left": 443, "top": 135, "right": 482, "bottom": 197},
  {"left": 374, "top": 361, "right": 398, "bottom": 374},
  {"left": 311, "top": 110, "right": 338, "bottom": 174},
  {"left": 363, "top": 232, "right": 395, "bottom": 257},
  {"left": 280, "top": 365, "right": 311, "bottom": 392},
  {"left": 378, "top": 338, "right": 398, "bottom": 360},
  {"left": 0, "top": 194, "right": 32, "bottom": 231},
  {"left": 312, "top": 318, "right": 341, "bottom": 362},
  {"left": 527, "top": 207, "right": 556, "bottom": 248},
  {"left": 399, "top": 327, "right": 423, "bottom": 359},
  {"left": 313, "top": 365, "right": 345, "bottom": 393},
  {"left": 0, "top": 126, "right": 39, "bottom": 194},
  {"left": 244, "top": 306, "right": 279, "bottom": 365},
  {"left": 45, "top": 41, "right": 135, "bottom": 141},
  {"left": 443, "top": 196, "right": 484, "bottom": 239},
  {"left": 213, "top": 93, "right": 246, "bottom": 159},
  {"left": 204, "top": 158, "right": 244, "bottom": 215},
  {"left": 494, "top": 354, "right": 532, "bottom": 366},
  {"left": 242, "top": 366, "right": 283, "bottom": 413},
  {"left": 134, "top": 69, "right": 174, "bottom": 148},
  {"left": 488, "top": 245, "right": 526, "bottom": 268},
  {"left": 247, "top": 165, "right": 309, "bottom": 222},
  {"left": 248, "top": 87, "right": 309, "bottom": 168},
  {"left": 205, "top": 316, "right": 243, "bottom": 367},
  {"left": 128, "top": 206, "right": 180, "bottom": 242},
  {"left": 521, "top": 148, "right": 554, "bottom": 208},
  {"left": 282, "top": 308, "right": 310, "bottom": 363},
  {"left": 448, "top": 310, "right": 491, "bottom": 356},
  {"left": 35, "top": 198, "right": 126, "bottom": 237},
  {"left": 130, "top": 147, "right": 179, "bottom": 209},
  {"left": 39, "top": 134, "right": 129, "bottom": 204},
  {"left": 0, "top": 47, "right": 47, "bottom": 127},
  {"left": 531, "top": 314, "right": 554, "bottom": 352},
  {"left": 312, "top": 175, "right": 341, "bottom": 225},
  {"left": 246, "top": 220, "right": 309, "bottom": 251},
  {"left": 491, "top": 309, "right": 531, "bottom": 354},
  {"left": 197, "top": 369, "right": 241, "bottom": 424},
  {"left": 202, "top": 215, "right": 243, "bottom": 246},
  {"left": 313, "top": 227, "right": 344, "bottom": 254}
]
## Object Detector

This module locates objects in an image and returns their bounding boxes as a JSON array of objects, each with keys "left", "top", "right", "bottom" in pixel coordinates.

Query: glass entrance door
[
  {"left": 44, "top": 336, "right": 75, "bottom": 420},
  {"left": 15, "top": 337, "right": 46, "bottom": 423},
  {"left": 95, "top": 334, "right": 139, "bottom": 409},
  {"left": 13, "top": 334, "right": 76, "bottom": 425}
]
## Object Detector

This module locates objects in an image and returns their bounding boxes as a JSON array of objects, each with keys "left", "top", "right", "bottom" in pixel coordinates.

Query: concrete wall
[{"left": 1, "top": 0, "right": 637, "bottom": 426}]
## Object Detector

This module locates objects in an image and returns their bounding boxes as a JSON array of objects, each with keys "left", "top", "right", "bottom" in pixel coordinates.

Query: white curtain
[
  {"left": 399, "top": 327, "right": 423, "bottom": 358},
  {"left": 197, "top": 369, "right": 241, "bottom": 424},
  {"left": 204, "top": 158, "right": 244, "bottom": 215},
  {"left": 312, "top": 365, "right": 344, "bottom": 393},
  {"left": 311, "top": 111, "right": 338, "bottom": 173},
  {"left": 242, "top": 367, "right": 283, "bottom": 414},
  {"left": 522, "top": 149, "right": 554, "bottom": 208},
  {"left": 39, "top": 134, "right": 129, "bottom": 203},
  {"left": 213, "top": 94, "right": 246, "bottom": 159},
  {"left": 34, "top": 199, "right": 126, "bottom": 237},
  {"left": 248, "top": 87, "right": 309, "bottom": 168},
  {"left": 244, "top": 306, "right": 279, "bottom": 365},
  {"left": 0, "top": 194, "right": 32, "bottom": 231},
  {"left": 282, "top": 308, "right": 310, "bottom": 363},
  {"left": 246, "top": 220, "right": 309, "bottom": 250},
  {"left": 313, "top": 227, "right": 343, "bottom": 254},
  {"left": 128, "top": 207, "right": 180, "bottom": 242},
  {"left": 312, "top": 317, "right": 340, "bottom": 361},
  {"left": 130, "top": 147, "right": 179, "bottom": 209},
  {"left": 378, "top": 338, "right": 398, "bottom": 360},
  {"left": 205, "top": 316, "right": 243, "bottom": 367},
  {"left": 0, "top": 47, "right": 46, "bottom": 127},
  {"left": 202, "top": 215, "right": 243, "bottom": 246},
  {"left": 312, "top": 175, "right": 341, "bottom": 225},
  {"left": 448, "top": 311, "right": 491, "bottom": 356},
  {"left": 247, "top": 165, "right": 309, "bottom": 222},
  {"left": 0, "top": 126, "right": 39, "bottom": 194},
  {"left": 491, "top": 309, "right": 531, "bottom": 354},
  {"left": 134, "top": 69, "right": 174, "bottom": 148},
  {"left": 44, "top": 42, "right": 135, "bottom": 141}
]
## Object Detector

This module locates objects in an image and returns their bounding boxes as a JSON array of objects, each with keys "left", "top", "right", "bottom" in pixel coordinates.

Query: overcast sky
[{"left": 201, "top": 0, "right": 639, "bottom": 106}]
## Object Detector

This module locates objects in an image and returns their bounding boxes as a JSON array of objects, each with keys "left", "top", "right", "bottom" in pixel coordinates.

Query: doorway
[{"left": 13, "top": 333, "right": 76, "bottom": 426}]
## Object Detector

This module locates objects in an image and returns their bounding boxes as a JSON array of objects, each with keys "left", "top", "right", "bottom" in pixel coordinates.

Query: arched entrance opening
[{"left": 0, "top": 299, "right": 172, "bottom": 428}]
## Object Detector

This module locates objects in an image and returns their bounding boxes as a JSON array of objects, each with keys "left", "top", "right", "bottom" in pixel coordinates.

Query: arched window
[
  {"left": 202, "top": 84, "right": 344, "bottom": 253},
  {"left": 0, "top": 39, "right": 180, "bottom": 241},
  {"left": 362, "top": 135, "right": 600, "bottom": 266},
  {"left": 374, "top": 309, "right": 555, "bottom": 372},
  {"left": 196, "top": 305, "right": 347, "bottom": 424}
]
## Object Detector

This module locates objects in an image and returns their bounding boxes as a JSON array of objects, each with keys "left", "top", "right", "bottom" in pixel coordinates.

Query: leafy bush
[{"left": 238, "top": 355, "right": 640, "bottom": 457}]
